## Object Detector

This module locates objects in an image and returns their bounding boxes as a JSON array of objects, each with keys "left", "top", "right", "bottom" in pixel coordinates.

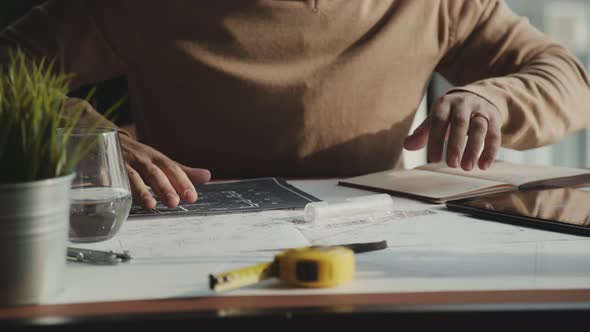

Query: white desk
[{"left": 42, "top": 179, "right": 590, "bottom": 305}]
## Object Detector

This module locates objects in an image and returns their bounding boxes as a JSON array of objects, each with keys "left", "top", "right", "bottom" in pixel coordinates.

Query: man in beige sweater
[{"left": 1, "top": 0, "right": 589, "bottom": 209}]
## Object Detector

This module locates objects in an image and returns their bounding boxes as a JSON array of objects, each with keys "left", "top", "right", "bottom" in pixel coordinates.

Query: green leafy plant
[{"left": 0, "top": 49, "right": 123, "bottom": 183}]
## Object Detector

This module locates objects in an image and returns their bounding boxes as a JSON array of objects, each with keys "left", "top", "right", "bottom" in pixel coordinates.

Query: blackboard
[{"left": 129, "top": 177, "right": 319, "bottom": 217}]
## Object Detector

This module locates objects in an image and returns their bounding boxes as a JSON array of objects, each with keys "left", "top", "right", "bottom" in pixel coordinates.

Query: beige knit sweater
[{"left": 2, "top": 0, "right": 589, "bottom": 178}]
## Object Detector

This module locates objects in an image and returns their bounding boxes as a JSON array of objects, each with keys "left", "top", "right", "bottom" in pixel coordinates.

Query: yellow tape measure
[{"left": 209, "top": 246, "right": 355, "bottom": 292}]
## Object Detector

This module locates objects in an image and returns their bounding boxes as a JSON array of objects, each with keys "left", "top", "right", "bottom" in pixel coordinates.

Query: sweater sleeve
[
  {"left": 0, "top": 0, "right": 124, "bottom": 90},
  {"left": 437, "top": 0, "right": 590, "bottom": 150}
]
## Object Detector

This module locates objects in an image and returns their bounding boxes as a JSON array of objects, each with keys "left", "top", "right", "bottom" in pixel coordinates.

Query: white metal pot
[{"left": 0, "top": 173, "right": 74, "bottom": 306}]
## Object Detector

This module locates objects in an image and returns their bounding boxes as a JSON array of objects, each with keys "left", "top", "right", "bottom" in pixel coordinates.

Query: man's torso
[{"left": 93, "top": 0, "right": 449, "bottom": 178}]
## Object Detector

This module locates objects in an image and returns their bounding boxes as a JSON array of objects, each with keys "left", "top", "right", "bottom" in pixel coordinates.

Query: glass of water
[{"left": 64, "top": 127, "right": 132, "bottom": 243}]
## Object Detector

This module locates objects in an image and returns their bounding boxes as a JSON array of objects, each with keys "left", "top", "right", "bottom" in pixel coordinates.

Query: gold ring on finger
[{"left": 470, "top": 111, "right": 490, "bottom": 124}]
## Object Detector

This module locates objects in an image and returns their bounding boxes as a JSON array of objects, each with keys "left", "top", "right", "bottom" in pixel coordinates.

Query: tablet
[{"left": 445, "top": 187, "right": 590, "bottom": 236}]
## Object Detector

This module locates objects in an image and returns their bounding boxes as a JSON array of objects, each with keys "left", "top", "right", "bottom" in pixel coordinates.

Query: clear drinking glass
[{"left": 63, "top": 127, "right": 132, "bottom": 243}]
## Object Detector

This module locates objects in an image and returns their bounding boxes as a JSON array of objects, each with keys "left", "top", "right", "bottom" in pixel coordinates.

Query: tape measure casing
[{"left": 276, "top": 246, "right": 355, "bottom": 288}]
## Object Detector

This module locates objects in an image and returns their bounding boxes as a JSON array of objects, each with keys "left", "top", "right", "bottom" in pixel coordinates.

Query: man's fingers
[
  {"left": 478, "top": 117, "right": 501, "bottom": 170},
  {"left": 126, "top": 164, "right": 156, "bottom": 210},
  {"left": 120, "top": 135, "right": 210, "bottom": 210},
  {"left": 181, "top": 166, "right": 212, "bottom": 185},
  {"left": 157, "top": 160, "right": 198, "bottom": 203},
  {"left": 461, "top": 115, "right": 488, "bottom": 171},
  {"left": 403, "top": 117, "right": 430, "bottom": 151},
  {"left": 141, "top": 164, "right": 180, "bottom": 208},
  {"left": 424, "top": 92, "right": 503, "bottom": 170},
  {"left": 446, "top": 103, "right": 471, "bottom": 168},
  {"left": 427, "top": 98, "right": 451, "bottom": 163}
]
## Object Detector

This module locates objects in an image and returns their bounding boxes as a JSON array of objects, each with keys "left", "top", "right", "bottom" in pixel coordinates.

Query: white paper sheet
[{"left": 74, "top": 210, "right": 311, "bottom": 257}]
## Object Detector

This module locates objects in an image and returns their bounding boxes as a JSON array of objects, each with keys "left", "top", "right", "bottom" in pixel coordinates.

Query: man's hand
[
  {"left": 403, "top": 92, "right": 501, "bottom": 171},
  {"left": 64, "top": 97, "right": 211, "bottom": 209},
  {"left": 119, "top": 133, "right": 211, "bottom": 209}
]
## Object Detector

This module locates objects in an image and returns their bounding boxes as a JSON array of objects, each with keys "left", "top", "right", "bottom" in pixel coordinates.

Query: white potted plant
[{"left": 0, "top": 49, "right": 105, "bottom": 306}]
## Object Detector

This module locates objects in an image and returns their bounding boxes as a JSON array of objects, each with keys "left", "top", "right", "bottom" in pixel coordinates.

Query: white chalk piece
[{"left": 303, "top": 194, "right": 394, "bottom": 223}]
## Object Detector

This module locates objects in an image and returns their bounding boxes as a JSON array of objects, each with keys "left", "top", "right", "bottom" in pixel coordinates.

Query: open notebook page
[
  {"left": 340, "top": 169, "right": 512, "bottom": 203},
  {"left": 417, "top": 161, "right": 590, "bottom": 187}
]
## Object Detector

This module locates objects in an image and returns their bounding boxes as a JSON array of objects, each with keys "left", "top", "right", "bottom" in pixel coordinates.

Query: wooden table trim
[{"left": 2, "top": 288, "right": 590, "bottom": 320}]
